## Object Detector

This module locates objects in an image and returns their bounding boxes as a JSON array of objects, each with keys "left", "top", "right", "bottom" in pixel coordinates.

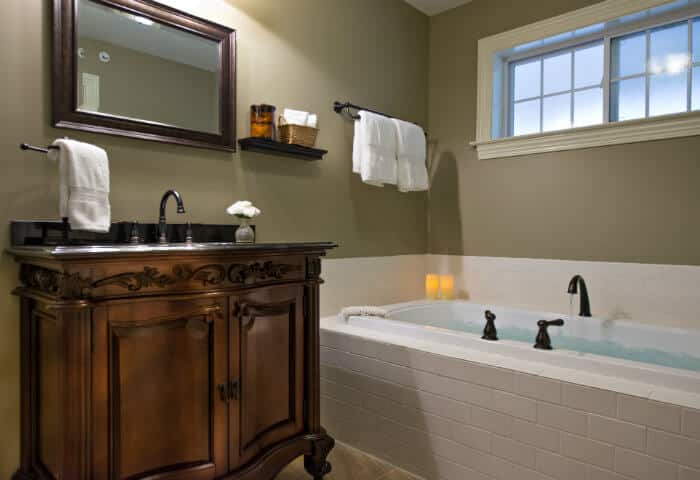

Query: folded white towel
[
  {"left": 307, "top": 113, "right": 318, "bottom": 128},
  {"left": 352, "top": 119, "right": 362, "bottom": 174},
  {"left": 393, "top": 119, "right": 429, "bottom": 192},
  {"left": 340, "top": 306, "right": 389, "bottom": 322},
  {"left": 355, "top": 111, "right": 397, "bottom": 187},
  {"left": 49, "top": 139, "right": 111, "bottom": 233},
  {"left": 283, "top": 108, "right": 309, "bottom": 126}
]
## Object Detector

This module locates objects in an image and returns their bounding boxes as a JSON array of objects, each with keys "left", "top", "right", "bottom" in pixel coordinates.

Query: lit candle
[
  {"left": 425, "top": 274, "right": 439, "bottom": 300},
  {"left": 439, "top": 275, "right": 455, "bottom": 300}
]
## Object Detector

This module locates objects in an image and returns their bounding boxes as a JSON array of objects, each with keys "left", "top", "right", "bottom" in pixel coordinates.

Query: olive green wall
[
  {"left": 0, "top": 0, "right": 428, "bottom": 474},
  {"left": 428, "top": 0, "right": 700, "bottom": 265}
]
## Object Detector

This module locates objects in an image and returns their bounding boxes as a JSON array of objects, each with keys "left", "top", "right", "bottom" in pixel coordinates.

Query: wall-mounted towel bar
[
  {"left": 20, "top": 143, "right": 59, "bottom": 154},
  {"left": 333, "top": 101, "right": 427, "bottom": 135}
]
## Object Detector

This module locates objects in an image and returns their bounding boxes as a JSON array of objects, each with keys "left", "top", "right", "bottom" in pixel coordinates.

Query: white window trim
[{"left": 473, "top": 0, "right": 700, "bottom": 160}]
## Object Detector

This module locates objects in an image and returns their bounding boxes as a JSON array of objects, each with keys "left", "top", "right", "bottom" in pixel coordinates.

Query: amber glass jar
[{"left": 250, "top": 104, "right": 276, "bottom": 139}]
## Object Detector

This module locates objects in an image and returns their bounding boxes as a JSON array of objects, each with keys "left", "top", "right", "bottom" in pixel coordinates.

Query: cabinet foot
[{"left": 304, "top": 432, "right": 335, "bottom": 479}]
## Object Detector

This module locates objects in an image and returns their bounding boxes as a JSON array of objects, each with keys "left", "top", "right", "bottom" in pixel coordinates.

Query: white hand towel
[
  {"left": 48, "top": 139, "right": 111, "bottom": 233},
  {"left": 393, "top": 119, "right": 429, "bottom": 192},
  {"left": 356, "top": 111, "right": 397, "bottom": 187},
  {"left": 307, "top": 114, "right": 318, "bottom": 128},
  {"left": 283, "top": 108, "right": 309, "bottom": 126}
]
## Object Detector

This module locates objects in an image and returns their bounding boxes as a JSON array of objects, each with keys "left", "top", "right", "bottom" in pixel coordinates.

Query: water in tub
[{"left": 380, "top": 301, "right": 700, "bottom": 372}]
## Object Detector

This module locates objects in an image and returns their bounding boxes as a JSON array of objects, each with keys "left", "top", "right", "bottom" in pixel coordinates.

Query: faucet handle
[
  {"left": 534, "top": 319, "right": 564, "bottom": 350},
  {"left": 129, "top": 222, "right": 142, "bottom": 244},
  {"left": 482, "top": 310, "right": 498, "bottom": 341},
  {"left": 185, "top": 222, "right": 193, "bottom": 244}
]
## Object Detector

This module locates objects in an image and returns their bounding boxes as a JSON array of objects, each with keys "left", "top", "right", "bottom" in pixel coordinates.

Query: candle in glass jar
[
  {"left": 439, "top": 275, "right": 454, "bottom": 300},
  {"left": 250, "top": 104, "right": 276, "bottom": 139},
  {"left": 425, "top": 274, "right": 439, "bottom": 300}
]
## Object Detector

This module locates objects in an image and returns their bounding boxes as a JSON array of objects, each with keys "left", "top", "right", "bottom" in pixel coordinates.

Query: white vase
[{"left": 235, "top": 218, "right": 255, "bottom": 243}]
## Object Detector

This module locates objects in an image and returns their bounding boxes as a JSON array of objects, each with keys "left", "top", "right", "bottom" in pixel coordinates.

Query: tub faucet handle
[
  {"left": 534, "top": 319, "right": 564, "bottom": 350},
  {"left": 482, "top": 310, "right": 498, "bottom": 341}
]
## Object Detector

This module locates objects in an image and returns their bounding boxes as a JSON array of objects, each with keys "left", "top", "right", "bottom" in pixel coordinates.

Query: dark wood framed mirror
[{"left": 53, "top": 0, "right": 236, "bottom": 151}]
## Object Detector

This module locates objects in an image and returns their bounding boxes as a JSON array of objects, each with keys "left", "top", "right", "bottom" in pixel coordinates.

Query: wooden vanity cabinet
[{"left": 10, "top": 244, "right": 335, "bottom": 480}]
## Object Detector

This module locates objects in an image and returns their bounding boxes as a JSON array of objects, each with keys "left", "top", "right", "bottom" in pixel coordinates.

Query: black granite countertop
[{"left": 8, "top": 220, "right": 336, "bottom": 259}]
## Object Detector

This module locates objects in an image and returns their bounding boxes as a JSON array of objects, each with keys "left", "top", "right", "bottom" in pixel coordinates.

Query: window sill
[{"left": 471, "top": 112, "right": 700, "bottom": 160}]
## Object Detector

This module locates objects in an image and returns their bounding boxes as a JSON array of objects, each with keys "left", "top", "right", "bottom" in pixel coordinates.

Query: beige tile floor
[{"left": 275, "top": 442, "right": 420, "bottom": 480}]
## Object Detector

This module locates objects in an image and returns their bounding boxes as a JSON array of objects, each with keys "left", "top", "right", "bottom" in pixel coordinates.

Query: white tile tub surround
[
  {"left": 426, "top": 255, "right": 700, "bottom": 330},
  {"left": 319, "top": 328, "right": 700, "bottom": 480},
  {"left": 320, "top": 255, "right": 426, "bottom": 317}
]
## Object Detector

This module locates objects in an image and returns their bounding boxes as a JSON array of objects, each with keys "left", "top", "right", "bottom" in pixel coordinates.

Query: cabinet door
[
  {"left": 92, "top": 298, "right": 228, "bottom": 480},
  {"left": 230, "top": 285, "right": 305, "bottom": 469}
]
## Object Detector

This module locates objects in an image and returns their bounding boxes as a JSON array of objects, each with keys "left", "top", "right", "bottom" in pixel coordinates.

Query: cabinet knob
[
  {"left": 218, "top": 380, "right": 240, "bottom": 403},
  {"left": 218, "top": 383, "right": 230, "bottom": 403}
]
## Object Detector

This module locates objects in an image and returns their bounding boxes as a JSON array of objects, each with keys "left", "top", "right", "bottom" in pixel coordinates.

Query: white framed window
[
  {"left": 508, "top": 41, "right": 605, "bottom": 136},
  {"left": 474, "top": 0, "right": 700, "bottom": 160}
]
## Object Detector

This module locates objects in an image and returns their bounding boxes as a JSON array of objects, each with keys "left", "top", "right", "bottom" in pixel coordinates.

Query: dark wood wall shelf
[{"left": 238, "top": 137, "right": 327, "bottom": 160}]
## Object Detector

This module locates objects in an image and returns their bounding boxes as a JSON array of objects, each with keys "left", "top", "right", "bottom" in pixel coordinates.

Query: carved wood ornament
[{"left": 20, "top": 261, "right": 299, "bottom": 300}]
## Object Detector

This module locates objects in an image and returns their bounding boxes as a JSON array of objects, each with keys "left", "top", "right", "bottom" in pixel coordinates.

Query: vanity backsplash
[{"left": 10, "top": 220, "right": 250, "bottom": 246}]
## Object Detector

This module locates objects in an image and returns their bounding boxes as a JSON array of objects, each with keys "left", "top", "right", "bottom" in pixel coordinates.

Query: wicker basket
[{"left": 278, "top": 116, "right": 319, "bottom": 148}]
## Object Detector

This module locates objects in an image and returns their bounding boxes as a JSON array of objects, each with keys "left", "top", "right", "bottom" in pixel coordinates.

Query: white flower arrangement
[{"left": 226, "top": 200, "right": 261, "bottom": 219}]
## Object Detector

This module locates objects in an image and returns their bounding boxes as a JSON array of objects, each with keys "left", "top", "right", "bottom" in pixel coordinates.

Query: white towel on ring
[{"left": 48, "top": 139, "right": 111, "bottom": 233}]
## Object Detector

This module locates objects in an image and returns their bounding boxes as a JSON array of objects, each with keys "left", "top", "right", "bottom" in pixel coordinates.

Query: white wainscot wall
[
  {"left": 427, "top": 255, "right": 700, "bottom": 330},
  {"left": 320, "top": 255, "right": 426, "bottom": 317}
]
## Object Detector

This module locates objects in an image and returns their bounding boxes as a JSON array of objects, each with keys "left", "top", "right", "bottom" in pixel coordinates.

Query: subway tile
[
  {"left": 563, "top": 383, "right": 617, "bottom": 417},
  {"left": 586, "top": 466, "right": 634, "bottom": 480},
  {"left": 515, "top": 374, "right": 562, "bottom": 403},
  {"left": 561, "top": 432, "right": 614, "bottom": 469},
  {"left": 491, "top": 390, "right": 537, "bottom": 421},
  {"left": 362, "top": 392, "right": 455, "bottom": 440},
  {"left": 451, "top": 423, "right": 492, "bottom": 452},
  {"left": 470, "top": 405, "right": 514, "bottom": 436},
  {"left": 321, "top": 378, "right": 364, "bottom": 407},
  {"left": 589, "top": 414, "right": 646, "bottom": 451},
  {"left": 536, "top": 450, "right": 587, "bottom": 480},
  {"left": 491, "top": 435, "right": 536, "bottom": 468},
  {"left": 680, "top": 466, "right": 700, "bottom": 480},
  {"left": 682, "top": 409, "right": 700, "bottom": 441},
  {"left": 538, "top": 402, "right": 589, "bottom": 435},
  {"left": 618, "top": 395, "right": 681, "bottom": 433},
  {"left": 647, "top": 429, "right": 700, "bottom": 469},
  {"left": 614, "top": 447, "right": 678, "bottom": 480},
  {"left": 413, "top": 369, "right": 493, "bottom": 408},
  {"left": 414, "top": 350, "right": 516, "bottom": 392},
  {"left": 511, "top": 418, "right": 561, "bottom": 452},
  {"left": 509, "top": 464, "right": 556, "bottom": 480}
]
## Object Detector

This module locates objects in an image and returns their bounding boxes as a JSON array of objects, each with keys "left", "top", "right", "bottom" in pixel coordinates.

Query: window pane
[
  {"left": 543, "top": 93, "right": 571, "bottom": 132},
  {"left": 574, "top": 88, "right": 603, "bottom": 127},
  {"left": 649, "top": 22, "right": 689, "bottom": 74},
  {"left": 693, "top": 66, "right": 700, "bottom": 110},
  {"left": 610, "top": 77, "right": 646, "bottom": 121},
  {"left": 514, "top": 60, "right": 541, "bottom": 100},
  {"left": 693, "top": 19, "right": 700, "bottom": 63},
  {"left": 574, "top": 43, "right": 604, "bottom": 88},
  {"left": 513, "top": 99, "right": 541, "bottom": 136},
  {"left": 649, "top": 71, "right": 688, "bottom": 116},
  {"left": 543, "top": 52, "right": 572, "bottom": 95},
  {"left": 611, "top": 32, "right": 646, "bottom": 78}
]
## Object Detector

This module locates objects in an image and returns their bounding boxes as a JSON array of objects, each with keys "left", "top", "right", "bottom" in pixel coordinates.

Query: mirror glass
[{"left": 76, "top": 0, "right": 221, "bottom": 134}]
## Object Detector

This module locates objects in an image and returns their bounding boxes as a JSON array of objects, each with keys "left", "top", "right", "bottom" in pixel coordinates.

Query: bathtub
[
  {"left": 329, "top": 300, "right": 700, "bottom": 393},
  {"left": 319, "top": 300, "right": 700, "bottom": 480}
]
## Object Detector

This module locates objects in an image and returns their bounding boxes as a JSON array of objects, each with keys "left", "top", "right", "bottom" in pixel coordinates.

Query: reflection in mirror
[{"left": 76, "top": 0, "right": 221, "bottom": 134}]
